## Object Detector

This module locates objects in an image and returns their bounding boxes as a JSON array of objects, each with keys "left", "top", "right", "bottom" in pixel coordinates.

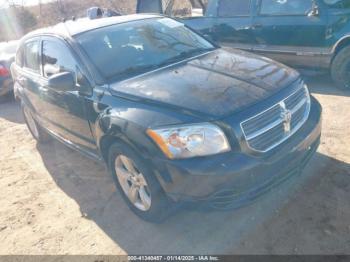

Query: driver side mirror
[{"left": 48, "top": 72, "right": 75, "bottom": 92}]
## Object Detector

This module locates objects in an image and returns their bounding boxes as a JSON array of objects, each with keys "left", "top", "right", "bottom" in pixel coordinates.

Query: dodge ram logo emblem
[{"left": 280, "top": 102, "right": 292, "bottom": 134}]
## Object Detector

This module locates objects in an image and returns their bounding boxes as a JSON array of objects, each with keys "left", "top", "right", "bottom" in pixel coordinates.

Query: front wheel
[
  {"left": 22, "top": 104, "right": 51, "bottom": 143},
  {"left": 108, "top": 142, "right": 172, "bottom": 223},
  {"left": 331, "top": 45, "right": 350, "bottom": 90}
]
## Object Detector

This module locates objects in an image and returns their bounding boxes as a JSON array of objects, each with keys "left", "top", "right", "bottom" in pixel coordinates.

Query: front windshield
[{"left": 76, "top": 18, "right": 215, "bottom": 80}]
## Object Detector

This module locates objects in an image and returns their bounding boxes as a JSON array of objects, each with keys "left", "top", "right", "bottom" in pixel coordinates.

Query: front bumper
[
  {"left": 0, "top": 77, "right": 13, "bottom": 96},
  {"left": 152, "top": 97, "right": 322, "bottom": 209}
]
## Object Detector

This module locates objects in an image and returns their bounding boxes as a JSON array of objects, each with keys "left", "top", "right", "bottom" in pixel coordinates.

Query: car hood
[{"left": 109, "top": 49, "right": 300, "bottom": 118}]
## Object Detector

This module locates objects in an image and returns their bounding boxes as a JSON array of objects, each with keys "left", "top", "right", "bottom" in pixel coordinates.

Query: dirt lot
[{"left": 0, "top": 75, "right": 349, "bottom": 255}]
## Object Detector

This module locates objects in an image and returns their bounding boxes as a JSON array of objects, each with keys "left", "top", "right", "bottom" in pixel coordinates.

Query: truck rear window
[{"left": 218, "top": 0, "right": 251, "bottom": 17}]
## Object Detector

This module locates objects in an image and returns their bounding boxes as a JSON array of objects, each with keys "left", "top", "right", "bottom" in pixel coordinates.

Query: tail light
[{"left": 0, "top": 64, "right": 10, "bottom": 77}]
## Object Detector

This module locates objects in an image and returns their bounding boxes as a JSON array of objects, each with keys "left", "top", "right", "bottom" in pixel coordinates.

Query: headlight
[{"left": 147, "top": 123, "right": 231, "bottom": 159}]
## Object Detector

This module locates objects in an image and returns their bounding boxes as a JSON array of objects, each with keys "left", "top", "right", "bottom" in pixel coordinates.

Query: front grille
[{"left": 241, "top": 84, "right": 311, "bottom": 152}]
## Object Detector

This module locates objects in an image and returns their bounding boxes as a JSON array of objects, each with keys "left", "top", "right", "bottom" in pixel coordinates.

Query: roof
[{"left": 22, "top": 14, "right": 161, "bottom": 40}]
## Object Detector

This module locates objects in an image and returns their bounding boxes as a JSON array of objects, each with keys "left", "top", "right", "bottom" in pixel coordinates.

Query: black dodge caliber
[{"left": 12, "top": 14, "right": 322, "bottom": 222}]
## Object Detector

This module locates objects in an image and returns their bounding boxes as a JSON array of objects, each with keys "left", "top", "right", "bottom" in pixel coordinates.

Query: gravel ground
[{"left": 0, "top": 75, "right": 349, "bottom": 255}]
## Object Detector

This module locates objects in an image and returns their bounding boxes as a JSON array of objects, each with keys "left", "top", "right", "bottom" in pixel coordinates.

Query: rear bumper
[
  {"left": 153, "top": 97, "right": 322, "bottom": 208},
  {"left": 0, "top": 77, "right": 13, "bottom": 96}
]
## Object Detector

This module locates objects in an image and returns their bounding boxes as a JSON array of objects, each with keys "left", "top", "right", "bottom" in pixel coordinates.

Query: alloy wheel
[{"left": 115, "top": 155, "right": 152, "bottom": 211}]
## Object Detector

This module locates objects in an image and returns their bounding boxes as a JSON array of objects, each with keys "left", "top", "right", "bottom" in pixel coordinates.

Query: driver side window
[
  {"left": 42, "top": 40, "right": 77, "bottom": 81},
  {"left": 260, "top": 0, "right": 313, "bottom": 15}
]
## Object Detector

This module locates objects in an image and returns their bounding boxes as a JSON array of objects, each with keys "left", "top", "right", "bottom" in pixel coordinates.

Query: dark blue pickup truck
[{"left": 137, "top": 0, "right": 350, "bottom": 89}]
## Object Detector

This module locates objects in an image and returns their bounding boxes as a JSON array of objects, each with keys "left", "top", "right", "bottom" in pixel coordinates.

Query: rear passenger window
[
  {"left": 24, "top": 41, "right": 40, "bottom": 72},
  {"left": 260, "top": 0, "right": 313, "bottom": 15},
  {"left": 42, "top": 40, "right": 77, "bottom": 79},
  {"left": 218, "top": 0, "right": 250, "bottom": 17}
]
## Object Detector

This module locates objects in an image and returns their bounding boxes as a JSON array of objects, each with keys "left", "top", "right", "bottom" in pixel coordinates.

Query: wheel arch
[
  {"left": 99, "top": 134, "right": 136, "bottom": 163},
  {"left": 332, "top": 36, "right": 350, "bottom": 62},
  {"left": 96, "top": 119, "right": 173, "bottom": 187},
  {"left": 96, "top": 121, "right": 159, "bottom": 164},
  {"left": 94, "top": 106, "right": 178, "bottom": 185}
]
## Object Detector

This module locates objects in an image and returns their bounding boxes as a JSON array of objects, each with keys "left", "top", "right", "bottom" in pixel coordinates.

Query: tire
[
  {"left": 108, "top": 142, "right": 172, "bottom": 223},
  {"left": 22, "top": 104, "right": 51, "bottom": 143},
  {"left": 331, "top": 45, "right": 350, "bottom": 90}
]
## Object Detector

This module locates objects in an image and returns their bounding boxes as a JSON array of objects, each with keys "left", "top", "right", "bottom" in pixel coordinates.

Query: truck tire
[
  {"left": 331, "top": 45, "right": 350, "bottom": 90},
  {"left": 108, "top": 142, "right": 173, "bottom": 223},
  {"left": 22, "top": 104, "right": 51, "bottom": 143}
]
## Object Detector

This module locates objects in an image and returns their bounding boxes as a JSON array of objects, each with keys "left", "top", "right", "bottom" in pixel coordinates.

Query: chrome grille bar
[{"left": 240, "top": 84, "right": 311, "bottom": 153}]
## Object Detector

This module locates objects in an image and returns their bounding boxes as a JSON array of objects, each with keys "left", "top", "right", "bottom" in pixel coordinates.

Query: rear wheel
[
  {"left": 331, "top": 45, "right": 350, "bottom": 90},
  {"left": 22, "top": 104, "right": 51, "bottom": 143},
  {"left": 108, "top": 142, "right": 172, "bottom": 222}
]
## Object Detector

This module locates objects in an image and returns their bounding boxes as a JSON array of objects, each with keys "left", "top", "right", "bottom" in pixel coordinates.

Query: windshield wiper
[
  {"left": 108, "top": 64, "right": 159, "bottom": 80},
  {"left": 158, "top": 47, "right": 215, "bottom": 67},
  {"left": 181, "top": 47, "right": 215, "bottom": 57},
  {"left": 107, "top": 48, "right": 215, "bottom": 81}
]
